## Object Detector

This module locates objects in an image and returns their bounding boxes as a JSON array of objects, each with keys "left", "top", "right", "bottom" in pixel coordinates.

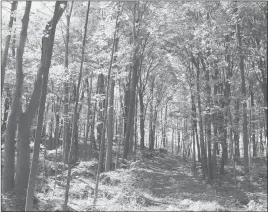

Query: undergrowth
[{"left": 1, "top": 148, "right": 267, "bottom": 211}]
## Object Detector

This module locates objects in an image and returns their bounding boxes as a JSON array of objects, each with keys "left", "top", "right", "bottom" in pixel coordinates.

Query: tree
[
  {"left": 192, "top": 56, "right": 207, "bottom": 178},
  {"left": 64, "top": 1, "right": 90, "bottom": 209},
  {"left": 105, "top": 79, "right": 115, "bottom": 171},
  {"left": 25, "top": 2, "right": 67, "bottom": 210},
  {"left": 3, "top": 1, "right": 31, "bottom": 194},
  {"left": 1, "top": 1, "right": 18, "bottom": 94},
  {"left": 124, "top": 2, "right": 142, "bottom": 159},
  {"left": 63, "top": 1, "right": 74, "bottom": 164},
  {"left": 235, "top": 6, "right": 249, "bottom": 174},
  {"left": 94, "top": 2, "right": 121, "bottom": 203}
]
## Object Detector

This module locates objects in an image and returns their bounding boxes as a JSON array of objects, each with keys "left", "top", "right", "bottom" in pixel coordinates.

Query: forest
[{"left": 1, "top": 1, "right": 267, "bottom": 211}]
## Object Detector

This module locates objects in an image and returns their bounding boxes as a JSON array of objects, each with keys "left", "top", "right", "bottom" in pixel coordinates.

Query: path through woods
[{"left": 3, "top": 149, "right": 264, "bottom": 211}]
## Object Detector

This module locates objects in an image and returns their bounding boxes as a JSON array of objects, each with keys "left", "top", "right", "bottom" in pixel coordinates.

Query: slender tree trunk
[
  {"left": 105, "top": 80, "right": 115, "bottom": 172},
  {"left": 90, "top": 102, "right": 97, "bottom": 154},
  {"left": 123, "top": 3, "right": 140, "bottom": 159},
  {"left": 139, "top": 90, "right": 145, "bottom": 150},
  {"left": 177, "top": 121, "right": 180, "bottom": 154},
  {"left": 212, "top": 122, "right": 218, "bottom": 179},
  {"left": 236, "top": 20, "right": 249, "bottom": 174},
  {"left": 250, "top": 91, "right": 256, "bottom": 158},
  {"left": 25, "top": 3, "right": 66, "bottom": 210},
  {"left": 202, "top": 59, "right": 212, "bottom": 181},
  {"left": 163, "top": 102, "right": 168, "bottom": 148},
  {"left": 234, "top": 99, "right": 240, "bottom": 157},
  {"left": 3, "top": 1, "right": 31, "bottom": 194},
  {"left": 97, "top": 74, "right": 105, "bottom": 151},
  {"left": 1, "top": 88, "right": 11, "bottom": 134},
  {"left": 64, "top": 2, "right": 90, "bottom": 209},
  {"left": 63, "top": 1, "right": 73, "bottom": 164},
  {"left": 172, "top": 128, "right": 174, "bottom": 154},
  {"left": 84, "top": 71, "right": 93, "bottom": 161},
  {"left": 54, "top": 98, "right": 60, "bottom": 190},
  {"left": 190, "top": 78, "right": 196, "bottom": 175},
  {"left": 1, "top": 1, "right": 18, "bottom": 94},
  {"left": 116, "top": 109, "right": 123, "bottom": 169},
  {"left": 94, "top": 4, "right": 121, "bottom": 204},
  {"left": 134, "top": 100, "right": 138, "bottom": 160},
  {"left": 259, "top": 118, "right": 264, "bottom": 155},
  {"left": 54, "top": 98, "right": 60, "bottom": 149},
  {"left": 149, "top": 78, "right": 155, "bottom": 151},
  {"left": 193, "top": 58, "right": 207, "bottom": 178}
]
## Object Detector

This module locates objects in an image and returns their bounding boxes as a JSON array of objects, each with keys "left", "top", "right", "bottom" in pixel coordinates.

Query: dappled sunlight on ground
[{"left": 2, "top": 149, "right": 266, "bottom": 211}]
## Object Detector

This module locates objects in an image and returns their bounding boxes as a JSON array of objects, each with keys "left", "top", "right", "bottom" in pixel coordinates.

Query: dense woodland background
[{"left": 1, "top": 1, "right": 267, "bottom": 211}]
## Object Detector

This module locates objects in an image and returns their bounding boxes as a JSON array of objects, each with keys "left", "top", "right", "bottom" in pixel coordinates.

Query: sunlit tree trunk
[
  {"left": 105, "top": 80, "right": 115, "bottom": 171},
  {"left": 124, "top": 3, "right": 140, "bottom": 159},
  {"left": 192, "top": 57, "right": 207, "bottom": 178},
  {"left": 177, "top": 120, "right": 180, "bottom": 154},
  {"left": 84, "top": 71, "right": 93, "bottom": 161},
  {"left": 97, "top": 74, "right": 105, "bottom": 151},
  {"left": 1, "top": 1, "right": 18, "bottom": 94},
  {"left": 3, "top": 1, "right": 31, "bottom": 194},
  {"left": 190, "top": 71, "right": 197, "bottom": 175},
  {"left": 201, "top": 58, "right": 212, "bottom": 180},
  {"left": 1, "top": 88, "right": 11, "bottom": 134},
  {"left": 236, "top": 17, "right": 249, "bottom": 174},
  {"left": 149, "top": 77, "right": 155, "bottom": 151},
  {"left": 64, "top": 2, "right": 90, "bottom": 209},
  {"left": 139, "top": 89, "right": 145, "bottom": 150},
  {"left": 250, "top": 90, "right": 256, "bottom": 157},
  {"left": 25, "top": 3, "right": 66, "bottom": 210},
  {"left": 234, "top": 99, "right": 240, "bottom": 157},
  {"left": 94, "top": 4, "right": 121, "bottom": 204},
  {"left": 163, "top": 102, "right": 168, "bottom": 148},
  {"left": 63, "top": 1, "right": 73, "bottom": 164}
]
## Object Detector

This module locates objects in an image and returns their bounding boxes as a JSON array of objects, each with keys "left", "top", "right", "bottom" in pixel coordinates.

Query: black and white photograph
[{"left": 1, "top": 1, "right": 267, "bottom": 211}]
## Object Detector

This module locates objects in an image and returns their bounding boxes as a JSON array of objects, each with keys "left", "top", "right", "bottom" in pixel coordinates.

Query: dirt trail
[
  {"left": 133, "top": 153, "right": 248, "bottom": 211},
  {"left": 27, "top": 150, "right": 266, "bottom": 211}
]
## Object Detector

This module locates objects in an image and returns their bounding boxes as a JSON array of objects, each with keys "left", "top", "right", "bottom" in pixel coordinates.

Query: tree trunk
[
  {"left": 116, "top": 114, "right": 123, "bottom": 169},
  {"left": 3, "top": 1, "right": 31, "bottom": 194},
  {"left": 84, "top": 72, "right": 93, "bottom": 161},
  {"left": 190, "top": 77, "right": 196, "bottom": 175},
  {"left": 63, "top": 1, "right": 73, "bottom": 164},
  {"left": 97, "top": 74, "right": 105, "bottom": 151},
  {"left": 1, "top": 1, "right": 18, "bottom": 94},
  {"left": 193, "top": 57, "right": 207, "bottom": 178},
  {"left": 53, "top": 98, "right": 60, "bottom": 150},
  {"left": 250, "top": 91, "right": 256, "bottom": 158},
  {"left": 25, "top": 3, "right": 66, "bottom": 210},
  {"left": 1, "top": 88, "right": 11, "bottom": 134},
  {"left": 64, "top": 2, "right": 90, "bottom": 209},
  {"left": 212, "top": 122, "right": 218, "bottom": 179},
  {"left": 124, "top": 82, "right": 130, "bottom": 136},
  {"left": 202, "top": 58, "right": 212, "bottom": 181},
  {"left": 149, "top": 78, "right": 155, "bottom": 151},
  {"left": 94, "top": 4, "right": 121, "bottom": 204},
  {"left": 90, "top": 102, "right": 97, "bottom": 154},
  {"left": 236, "top": 20, "right": 249, "bottom": 174},
  {"left": 138, "top": 90, "right": 145, "bottom": 150},
  {"left": 177, "top": 122, "right": 180, "bottom": 154},
  {"left": 259, "top": 118, "right": 264, "bottom": 155},
  {"left": 134, "top": 99, "right": 138, "bottom": 160},
  {"left": 123, "top": 3, "right": 140, "bottom": 159},
  {"left": 105, "top": 80, "right": 115, "bottom": 172},
  {"left": 234, "top": 99, "right": 240, "bottom": 157},
  {"left": 163, "top": 102, "right": 168, "bottom": 148}
]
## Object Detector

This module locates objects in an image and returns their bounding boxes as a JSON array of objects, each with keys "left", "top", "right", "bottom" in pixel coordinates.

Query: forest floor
[{"left": 2, "top": 147, "right": 267, "bottom": 211}]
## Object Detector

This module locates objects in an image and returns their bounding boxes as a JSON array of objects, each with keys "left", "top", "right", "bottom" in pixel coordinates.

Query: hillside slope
[{"left": 2, "top": 149, "right": 267, "bottom": 211}]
